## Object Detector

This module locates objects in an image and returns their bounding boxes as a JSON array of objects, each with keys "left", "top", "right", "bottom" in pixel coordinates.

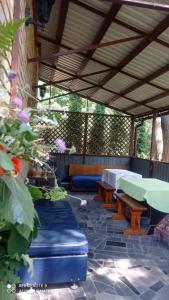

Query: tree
[
  {"left": 137, "top": 121, "right": 152, "bottom": 159},
  {"left": 66, "top": 95, "right": 84, "bottom": 153},
  {"left": 87, "top": 104, "right": 106, "bottom": 154}
]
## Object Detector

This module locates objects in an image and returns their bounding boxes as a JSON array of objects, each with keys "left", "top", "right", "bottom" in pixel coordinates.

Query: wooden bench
[
  {"left": 94, "top": 181, "right": 117, "bottom": 209},
  {"left": 112, "top": 193, "right": 147, "bottom": 235}
]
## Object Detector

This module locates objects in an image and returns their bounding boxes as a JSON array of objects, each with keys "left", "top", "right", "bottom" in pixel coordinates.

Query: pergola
[{"left": 28, "top": 0, "right": 169, "bottom": 121}]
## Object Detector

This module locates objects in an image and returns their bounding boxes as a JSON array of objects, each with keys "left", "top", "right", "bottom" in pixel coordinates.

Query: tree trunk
[
  {"left": 151, "top": 117, "right": 163, "bottom": 161},
  {"left": 161, "top": 115, "right": 169, "bottom": 162}
]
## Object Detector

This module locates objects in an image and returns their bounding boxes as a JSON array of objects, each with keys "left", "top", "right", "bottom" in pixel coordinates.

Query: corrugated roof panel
[
  {"left": 57, "top": 52, "right": 84, "bottom": 75},
  {"left": 86, "top": 71, "right": 111, "bottom": 84},
  {"left": 126, "top": 84, "right": 162, "bottom": 102},
  {"left": 129, "top": 106, "right": 151, "bottom": 115},
  {"left": 82, "top": 60, "right": 109, "bottom": 74},
  {"left": 79, "top": 0, "right": 112, "bottom": 13},
  {"left": 112, "top": 98, "right": 135, "bottom": 109},
  {"left": 117, "top": 4, "right": 168, "bottom": 32},
  {"left": 93, "top": 88, "right": 115, "bottom": 102},
  {"left": 80, "top": 87, "right": 97, "bottom": 97},
  {"left": 124, "top": 42, "right": 169, "bottom": 78},
  {"left": 71, "top": 79, "right": 93, "bottom": 90},
  {"left": 63, "top": 2, "right": 103, "bottom": 49},
  {"left": 159, "top": 27, "right": 169, "bottom": 44},
  {"left": 150, "top": 96, "right": 169, "bottom": 109},
  {"left": 151, "top": 71, "right": 169, "bottom": 89},
  {"left": 104, "top": 73, "right": 138, "bottom": 93},
  {"left": 93, "top": 22, "right": 143, "bottom": 66}
]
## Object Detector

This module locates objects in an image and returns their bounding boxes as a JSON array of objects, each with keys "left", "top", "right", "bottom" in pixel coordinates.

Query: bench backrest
[{"left": 69, "top": 164, "right": 128, "bottom": 176}]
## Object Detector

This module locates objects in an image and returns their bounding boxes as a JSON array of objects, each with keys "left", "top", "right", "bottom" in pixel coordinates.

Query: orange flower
[
  {"left": 0, "top": 167, "right": 4, "bottom": 175},
  {"left": 11, "top": 158, "right": 21, "bottom": 173},
  {"left": 0, "top": 144, "right": 6, "bottom": 152}
]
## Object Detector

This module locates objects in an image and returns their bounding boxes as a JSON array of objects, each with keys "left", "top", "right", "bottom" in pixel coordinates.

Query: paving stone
[
  {"left": 150, "top": 281, "right": 164, "bottom": 292},
  {"left": 106, "top": 241, "right": 126, "bottom": 247},
  {"left": 140, "top": 289, "right": 156, "bottom": 299}
]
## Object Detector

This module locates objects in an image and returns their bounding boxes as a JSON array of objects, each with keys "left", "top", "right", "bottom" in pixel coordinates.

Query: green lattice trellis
[{"left": 38, "top": 111, "right": 132, "bottom": 156}]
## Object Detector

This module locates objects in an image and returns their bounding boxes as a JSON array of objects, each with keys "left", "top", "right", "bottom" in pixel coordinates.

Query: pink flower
[
  {"left": 55, "top": 138, "right": 66, "bottom": 153},
  {"left": 6, "top": 70, "right": 17, "bottom": 80},
  {"left": 18, "top": 110, "right": 30, "bottom": 123},
  {"left": 12, "top": 96, "right": 23, "bottom": 109}
]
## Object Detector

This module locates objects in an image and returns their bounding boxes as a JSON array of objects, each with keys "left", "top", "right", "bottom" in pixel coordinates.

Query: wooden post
[{"left": 129, "top": 116, "right": 135, "bottom": 157}]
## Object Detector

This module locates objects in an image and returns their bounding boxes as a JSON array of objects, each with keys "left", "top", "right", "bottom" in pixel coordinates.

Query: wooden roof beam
[
  {"left": 126, "top": 89, "right": 169, "bottom": 112},
  {"left": 50, "top": 0, "right": 69, "bottom": 82},
  {"left": 89, "top": 14, "right": 169, "bottom": 97},
  {"left": 108, "top": 63, "right": 169, "bottom": 104},
  {"left": 37, "top": 34, "right": 167, "bottom": 92},
  {"left": 28, "top": 35, "right": 143, "bottom": 63},
  {"left": 100, "top": 0, "right": 169, "bottom": 12},
  {"left": 33, "top": 67, "right": 111, "bottom": 88},
  {"left": 39, "top": 62, "right": 154, "bottom": 110},
  {"left": 39, "top": 77, "right": 133, "bottom": 116},
  {"left": 74, "top": 3, "right": 121, "bottom": 77}
]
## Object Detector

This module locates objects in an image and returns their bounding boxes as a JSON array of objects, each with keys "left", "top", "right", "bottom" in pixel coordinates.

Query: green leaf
[
  {"left": 27, "top": 185, "right": 43, "bottom": 200},
  {"left": 0, "top": 177, "right": 34, "bottom": 230},
  {"left": 0, "top": 151, "right": 13, "bottom": 171},
  {"left": 0, "top": 19, "right": 25, "bottom": 61},
  {"left": 16, "top": 224, "right": 31, "bottom": 240},
  {"left": 7, "top": 228, "right": 29, "bottom": 256}
]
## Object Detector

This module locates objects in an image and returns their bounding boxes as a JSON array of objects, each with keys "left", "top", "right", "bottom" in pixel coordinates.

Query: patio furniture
[
  {"left": 112, "top": 192, "right": 147, "bottom": 235},
  {"left": 120, "top": 178, "right": 169, "bottom": 227},
  {"left": 69, "top": 164, "right": 128, "bottom": 191},
  {"left": 102, "top": 169, "right": 142, "bottom": 190},
  {"left": 94, "top": 181, "right": 116, "bottom": 209},
  {"left": 19, "top": 200, "right": 88, "bottom": 285}
]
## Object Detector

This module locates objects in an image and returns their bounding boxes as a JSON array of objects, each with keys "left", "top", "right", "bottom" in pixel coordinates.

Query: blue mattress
[
  {"left": 38, "top": 210, "right": 79, "bottom": 230},
  {"left": 35, "top": 199, "right": 72, "bottom": 211},
  {"left": 71, "top": 175, "right": 101, "bottom": 190},
  {"left": 29, "top": 229, "right": 88, "bottom": 256}
]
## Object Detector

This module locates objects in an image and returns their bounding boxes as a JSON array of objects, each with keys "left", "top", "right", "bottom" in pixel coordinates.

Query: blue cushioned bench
[
  {"left": 69, "top": 164, "right": 127, "bottom": 191},
  {"left": 19, "top": 200, "right": 88, "bottom": 285}
]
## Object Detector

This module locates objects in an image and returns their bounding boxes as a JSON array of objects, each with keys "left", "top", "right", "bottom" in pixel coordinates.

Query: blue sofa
[{"left": 19, "top": 200, "right": 88, "bottom": 284}]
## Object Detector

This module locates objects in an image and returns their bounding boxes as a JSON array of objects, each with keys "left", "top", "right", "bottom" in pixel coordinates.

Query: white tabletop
[{"left": 102, "top": 169, "right": 142, "bottom": 190}]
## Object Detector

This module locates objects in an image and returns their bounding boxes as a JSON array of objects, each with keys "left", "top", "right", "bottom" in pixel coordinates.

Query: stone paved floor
[{"left": 17, "top": 192, "right": 169, "bottom": 300}]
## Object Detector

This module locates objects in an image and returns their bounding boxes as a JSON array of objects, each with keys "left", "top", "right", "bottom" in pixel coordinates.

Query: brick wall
[{"left": 0, "top": 0, "right": 38, "bottom": 106}]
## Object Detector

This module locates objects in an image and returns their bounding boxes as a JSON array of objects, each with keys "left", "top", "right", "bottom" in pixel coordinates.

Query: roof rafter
[
  {"left": 37, "top": 34, "right": 166, "bottom": 92},
  {"left": 39, "top": 62, "right": 154, "bottom": 110},
  {"left": 70, "top": 0, "right": 169, "bottom": 49},
  {"left": 72, "top": 3, "right": 121, "bottom": 78},
  {"left": 108, "top": 63, "right": 169, "bottom": 104},
  {"left": 89, "top": 14, "right": 169, "bottom": 97},
  {"left": 39, "top": 77, "right": 133, "bottom": 116},
  {"left": 100, "top": 0, "right": 169, "bottom": 12},
  {"left": 50, "top": 0, "right": 69, "bottom": 82},
  {"left": 33, "top": 67, "right": 111, "bottom": 88},
  {"left": 28, "top": 35, "right": 143, "bottom": 63},
  {"left": 39, "top": 86, "right": 94, "bottom": 102},
  {"left": 126, "top": 89, "right": 169, "bottom": 112}
]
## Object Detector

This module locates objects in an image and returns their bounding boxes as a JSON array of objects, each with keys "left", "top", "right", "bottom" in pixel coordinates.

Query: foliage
[
  {"left": 44, "top": 187, "right": 68, "bottom": 201},
  {"left": 88, "top": 104, "right": 105, "bottom": 154},
  {"left": 0, "top": 19, "right": 25, "bottom": 64},
  {"left": 136, "top": 121, "right": 151, "bottom": 159}
]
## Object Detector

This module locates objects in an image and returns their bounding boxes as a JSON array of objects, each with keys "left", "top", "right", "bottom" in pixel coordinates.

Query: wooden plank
[{"left": 116, "top": 193, "right": 147, "bottom": 210}]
